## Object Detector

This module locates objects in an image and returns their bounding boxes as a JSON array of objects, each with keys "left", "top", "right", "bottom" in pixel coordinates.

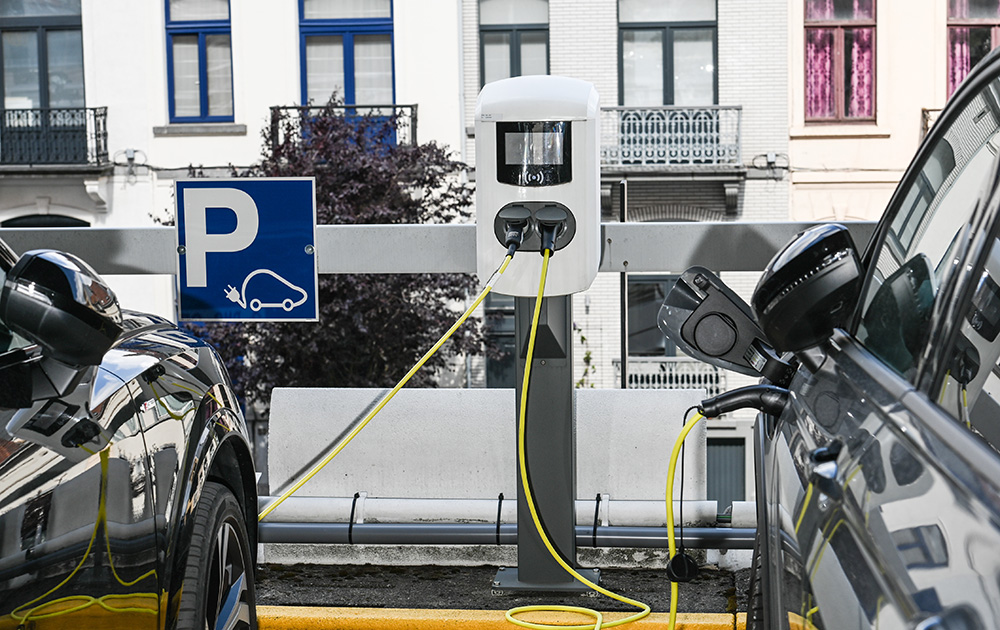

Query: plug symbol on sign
[{"left": 225, "top": 269, "right": 309, "bottom": 312}]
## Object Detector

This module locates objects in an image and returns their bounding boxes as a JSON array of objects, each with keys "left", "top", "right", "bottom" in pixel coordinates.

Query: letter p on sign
[{"left": 183, "top": 187, "right": 260, "bottom": 287}]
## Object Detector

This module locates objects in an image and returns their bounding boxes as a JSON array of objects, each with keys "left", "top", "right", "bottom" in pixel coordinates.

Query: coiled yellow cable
[
  {"left": 259, "top": 253, "right": 515, "bottom": 522},
  {"left": 505, "top": 249, "right": 651, "bottom": 630}
]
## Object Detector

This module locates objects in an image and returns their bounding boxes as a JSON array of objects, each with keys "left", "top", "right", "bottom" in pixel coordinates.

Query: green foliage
[
  {"left": 189, "top": 102, "right": 482, "bottom": 405},
  {"left": 574, "top": 322, "right": 596, "bottom": 388}
]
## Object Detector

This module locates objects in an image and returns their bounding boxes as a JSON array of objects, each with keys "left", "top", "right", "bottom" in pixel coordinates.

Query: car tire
[
  {"left": 177, "top": 481, "right": 256, "bottom": 630},
  {"left": 747, "top": 527, "right": 765, "bottom": 630}
]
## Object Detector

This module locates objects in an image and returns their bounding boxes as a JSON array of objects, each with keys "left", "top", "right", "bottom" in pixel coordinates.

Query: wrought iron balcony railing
[
  {"left": 613, "top": 356, "right": 728, "bottom": 397},
  {"left": 269, "top": 104, "right": 417, "bottom": 152},
  {"left": 600, "top": 105, "right": 742, "bottom": 169},
  {"left": 1, "top": 107, "right": 108, "bottom": 166}
]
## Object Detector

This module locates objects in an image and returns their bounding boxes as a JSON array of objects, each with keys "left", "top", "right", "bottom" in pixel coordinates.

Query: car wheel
[
  {"left": 747, "top": 527, "right": 765, "bottom": 630},
  {"left": 178, "top": 481, "right": 256, "bottom": 630}
]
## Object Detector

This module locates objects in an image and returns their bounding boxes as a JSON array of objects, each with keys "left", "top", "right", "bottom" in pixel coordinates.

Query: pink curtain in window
[
  {"left": 949, "top": 28, "right": 971, "bottom": 96},
  {"left": 806, "top": 0, "right": 834, "bottom": 20},
  {"left": 853, "top": 0, "right": 874, "bottom": 19},
  {"left": 849, "top": 28, "right": 874, "bottom": 117},
  {"left": 806, "top": 29, "right": 834, "bottom": 118}
]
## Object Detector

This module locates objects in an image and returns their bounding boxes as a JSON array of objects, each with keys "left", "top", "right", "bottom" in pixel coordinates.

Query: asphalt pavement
[{"left": 257, "top": 563, "right": 750, "bottom": 614}]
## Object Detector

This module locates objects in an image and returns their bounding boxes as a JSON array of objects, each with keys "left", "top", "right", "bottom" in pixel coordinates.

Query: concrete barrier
[
  {"left": 268, "top": 388, "right": 706, "bottom": 503},
  {"left": 265, "top": 388, "right": 707, "bottom": 566}
]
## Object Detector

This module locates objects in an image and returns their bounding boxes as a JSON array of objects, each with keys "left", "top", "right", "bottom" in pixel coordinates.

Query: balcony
[
  {"left": 0, "top": 107, "right": 108, "bottom": 167},
  {"left": 613, "top": 356, "right": 728, "bottom": 397},
  {"left": 269, "top": 104, "right": 418, "bottom": 151},
  {"left": 600, "top": 105, "right": 742, "bottom": 171}
]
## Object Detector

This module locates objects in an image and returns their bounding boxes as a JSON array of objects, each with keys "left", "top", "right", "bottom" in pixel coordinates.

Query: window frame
[
  {"left": 803, "top": 1, "right": 876, "bottom": 123},
  {"left": 478, "top": 23, "right": 549, "bottom": 88},
  {"left": 0, "top": 11, "right": 83, "bottom": 111},
  {"left": 947, "top": 9, "right": 1000, "bottom": 98},
  {"left": 164, "top": 1, "right": 234, "bottom": 124},
  {"left": 617, "top": 20, "right": 718, "bottom": 106},
  {"left": 298, "top": 0, "right": 395, "bottom": 106}
]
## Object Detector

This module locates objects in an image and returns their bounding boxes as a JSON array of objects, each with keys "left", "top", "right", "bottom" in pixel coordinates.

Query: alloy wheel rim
[{"left": 207, "top": 518, "right": 251, "bottom": 630}]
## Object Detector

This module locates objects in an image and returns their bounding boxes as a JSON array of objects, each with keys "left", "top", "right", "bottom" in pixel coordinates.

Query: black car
[
  {"left": 0, "top": 241, "right": 257, "bottom": 629},
  {"left": 660, "top": 48, "right": 1000, "bottom": 630}
]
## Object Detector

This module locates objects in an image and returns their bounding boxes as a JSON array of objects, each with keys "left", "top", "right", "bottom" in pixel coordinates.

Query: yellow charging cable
[
  {"left": 259, "top": 252, "right": 516, "bottom": 522},
  {"left": 505, "top": 249, "right": 651, "bottom": 630},
  {"left": 664, "top": 411, "right": 705, "bottom": 630}
]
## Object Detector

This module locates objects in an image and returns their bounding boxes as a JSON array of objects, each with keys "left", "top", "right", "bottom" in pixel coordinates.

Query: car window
[{"left": 856, "top": 75, "right": 1000, "bottom": 381}]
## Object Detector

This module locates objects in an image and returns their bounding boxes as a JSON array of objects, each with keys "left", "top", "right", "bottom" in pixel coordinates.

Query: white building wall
[
  {"left": 395, "top": 0, "right": 464, "bottom": 154},
  {"left": 548, "top": 0, "right": 618, "bottom": 104},
  {"left": 789, "top": 0, "right": 947, "bottom": 222},
  {"left": 718, "top": 0, "right": 790, "bottom": 222}
]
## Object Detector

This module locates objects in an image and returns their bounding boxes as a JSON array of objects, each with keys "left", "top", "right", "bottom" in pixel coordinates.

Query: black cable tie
[
  {"left": 348, "top": 492, "right": 361, "bottom": 545},
  {"left": 592, "top": 493, "right": 602, "bottom": 548},
  {"left": 496, "top": 493, "right": 504, "bottom": 546}
]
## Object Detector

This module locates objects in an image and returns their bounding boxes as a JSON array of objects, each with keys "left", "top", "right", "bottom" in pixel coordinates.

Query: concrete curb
[{"left": 258, "top": 606, "right": 745, "bottom": 629}]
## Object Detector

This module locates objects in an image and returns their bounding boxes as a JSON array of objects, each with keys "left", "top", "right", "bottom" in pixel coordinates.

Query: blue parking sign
[{"left": 176, "top": 178, "right": 318, "bottom": 321}]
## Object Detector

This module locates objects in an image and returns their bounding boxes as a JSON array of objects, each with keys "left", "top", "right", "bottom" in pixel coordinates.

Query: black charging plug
[
  {"left": 698, "top": 384, "right": 789, "bottom": 418},
  {"left": 539, "top": 222, "right": 559, "bottom": 253},
  {"left": 536, "top": 205, "right": 568, "bottom": 254},
  {"left": 498, "top": 205, "right": 532, "bottom": 255}
]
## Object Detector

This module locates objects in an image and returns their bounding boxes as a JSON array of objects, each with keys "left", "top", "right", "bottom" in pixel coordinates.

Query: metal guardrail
[
  {"left": 600, "top": 105, "right": 742, "bottom": 168},
  {"left": 613, "top": 357, "right": 727, "bottom": 397},
  {"left": 269, "top": 104, "right": 417, "bottom": 149},
  {"left": 0, "top": 107, "right": 109, "bottom": 166},
  {"left": 0, "top": 221, "right": 879, "bottom": 276}
]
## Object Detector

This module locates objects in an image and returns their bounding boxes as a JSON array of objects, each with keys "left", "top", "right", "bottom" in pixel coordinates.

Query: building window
[
  {"left": 804, "top": 0, "right": 875, "bottom": 121},
  {"left": 483, "top": 293, "right": 516, "bottom": 388},
  {"left": 300, "top": 0, "right": 394, "bottom": 105},
  {"left": 479, "top": 0, "right": 548, "bottom": 87},
  {"left": 618, "top": 0, "right": 716, "bottom": 106},
  {"left": 948, "top": 0, "right": 1000, "bottom": 97},
  {"left": 165, "top": 0, "right": 233, "bottom": 122},
  {"left": 628, "top": 276, "right": 679, "bottom": 356},
  {"left": 1, "top": 0, "right": 84, "bottom": 110}
]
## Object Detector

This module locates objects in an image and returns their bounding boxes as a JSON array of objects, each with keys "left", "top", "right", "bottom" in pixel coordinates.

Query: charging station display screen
[
  {"left": 496, "top": 121, "right": 572, "bottom": 187},
  {"left": 505, "top": 132, "right": 564, "bottom": 165}
]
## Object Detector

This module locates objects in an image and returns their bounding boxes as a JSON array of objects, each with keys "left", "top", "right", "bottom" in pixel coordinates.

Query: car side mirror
[
  {"left": 751, "top": 223, "right": 862, "bottom": 354},
  {"left": 658, "top": 266, "right": 794, "bottom": 385},
  {"left": 0, "top": 250, "right": 123, "bottom": 367}
]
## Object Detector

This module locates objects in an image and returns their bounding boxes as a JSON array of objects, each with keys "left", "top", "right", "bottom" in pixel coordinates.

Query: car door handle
[{"left": 809, "top": 443, "right": 844, "bottom": 501}]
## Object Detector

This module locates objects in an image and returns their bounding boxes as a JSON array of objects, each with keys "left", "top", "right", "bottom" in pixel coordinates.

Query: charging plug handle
[
  {"left": 498, "top": 205, "right": 532, "bottom": 249},
  {"left": 699, "top": 384, "right": 789, "bottom": 417},
  {"left": 536, "top": 205, "right": 568, "bottom": 253}
]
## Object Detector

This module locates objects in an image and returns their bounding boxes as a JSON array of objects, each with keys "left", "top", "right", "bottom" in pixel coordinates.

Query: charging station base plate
[{"left": 491, "top": 567, "right": 601, "bottom": 594}]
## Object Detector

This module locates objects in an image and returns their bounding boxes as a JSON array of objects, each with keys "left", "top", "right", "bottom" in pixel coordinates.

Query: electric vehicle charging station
[{"left": 475, "top": 75, "right": 601, "bottom": 592}]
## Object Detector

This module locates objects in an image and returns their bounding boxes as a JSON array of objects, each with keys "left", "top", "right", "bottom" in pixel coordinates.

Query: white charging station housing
[{"left": 475, "top": 76, "right": 600, "bottom": 297}]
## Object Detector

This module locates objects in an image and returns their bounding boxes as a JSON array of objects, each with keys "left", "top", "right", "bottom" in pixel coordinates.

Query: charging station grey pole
[{"left": 493, "top": 294, "right": 600, "bottom": 592}]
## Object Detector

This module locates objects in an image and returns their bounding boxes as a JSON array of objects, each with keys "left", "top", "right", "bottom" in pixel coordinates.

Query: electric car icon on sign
[{"left": 225, "top": 268, "right": 308, "bottom": 312}]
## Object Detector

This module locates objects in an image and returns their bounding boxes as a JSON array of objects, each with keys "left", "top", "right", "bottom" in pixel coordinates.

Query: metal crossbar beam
[{"left": 0, "top": 221, "right": 877, "bottom": 276}]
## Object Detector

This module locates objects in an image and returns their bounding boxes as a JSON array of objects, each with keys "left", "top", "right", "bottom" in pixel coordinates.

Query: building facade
[{"left": 789, "top": 0, "right": 956, "bottom": 222}]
